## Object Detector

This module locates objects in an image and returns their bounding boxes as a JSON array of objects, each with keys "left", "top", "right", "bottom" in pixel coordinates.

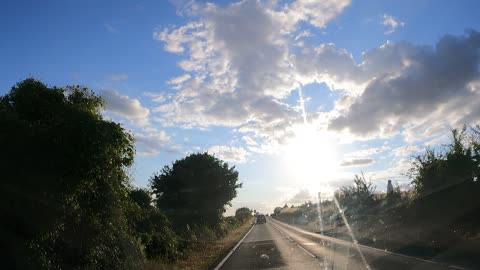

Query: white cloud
[
  {"left": 167, "top": 74, "right": 191, "bottom": 85},
  {"left": 344, "top": 146, "right": 389, "bottom": 157},
  {"left": 382, "top": 14, "right": 405, "bottom": 35},
  {"left": 144, "top": 92, "right": 171, "bottom": 103},
  {"left": 329, "top": 31, "right": 480, "bottom": 140},
  {"left": 366, "top": 158, "right": 412, "bottom": 185},
  {"left": 294, "top": 30, "right": 312, "bottom": 41},
  {"left": 392, "top": 145, "right": 421, "bottom": 157},
  {"left": 153, "top": 0, "right": 351, "bottom": 149},
  {"left": 287, "top": 189, "right": 314, "bottom": 204},
  {"left": 242, "top": 135, "right": 258, "bottom": 146},
  {"left": 101, "top": 90, "right": 150, "bottom": 126},
  {"left": 424, "top": 133, "right": 451, "bottom": 146},
  {"left": 135, "top": 131, "right": 171, "bottom": 155},
  {"left": 207, "top": 145, "right": 249, "bottom": 163},
  {"left": 340, "top": 158, "right": 375, "bottom": 167},
  {"left": 105, "top": 23, "right": 119, "bottom": 34},
  {"left": 108, "top": 73, "right": 128, "bottom": 81},
  {"left": 283, "top": 0, "right": 351, "bottom": 29},
  {"left": 154, "top": 21, "right": 204, "bottom": 53},
  {"left": 154, "top": 1, "right": 480, "bottom": 156}
]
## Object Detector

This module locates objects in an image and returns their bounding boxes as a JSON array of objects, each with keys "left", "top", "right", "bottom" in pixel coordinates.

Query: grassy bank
[
  {"left": 273, "top": 200, "right": 480, "bottom": 269},
  {"left": 145, "top": 217, "right": 254, "bottom": 270}
]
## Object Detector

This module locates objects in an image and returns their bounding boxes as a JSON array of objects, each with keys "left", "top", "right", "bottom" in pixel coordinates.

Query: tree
[
  {"left": 150, "top": 152, "right": 241, "bottom": 229},
  {"left": 127, "top": 188, "right": 178, "bottom": 261},
  {"left": 130, "top": 188, "right": 154, "bottom": 209},
  {"left": 0, "top": 78, "right": 142, "bottom": 269},
  {"left": 235, "top": 207, "right": 252, "bottom": 222}
]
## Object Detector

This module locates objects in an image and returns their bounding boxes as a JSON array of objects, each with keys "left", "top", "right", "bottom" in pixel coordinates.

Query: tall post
[{"left": 317, "top": 192, "right": 323, "bottom": 235}]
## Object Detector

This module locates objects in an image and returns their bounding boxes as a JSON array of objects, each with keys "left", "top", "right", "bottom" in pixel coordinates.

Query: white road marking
[
  {"left": 270, "top": 217, "right": 469, "bottom": 270},
  {"left": 269, "top": 219, "right": 318, "bottom": 259},
  {"left": 213, "top": 223, "right": 256, "bottom": 270},
  {"left": 297, "top": 244, "right": 316, "bottom": 258}
]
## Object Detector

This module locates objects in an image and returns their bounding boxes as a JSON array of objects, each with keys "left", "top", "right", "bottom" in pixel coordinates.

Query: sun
[{"left": 284, "top": 124, "right": 339, "bottom": 189}]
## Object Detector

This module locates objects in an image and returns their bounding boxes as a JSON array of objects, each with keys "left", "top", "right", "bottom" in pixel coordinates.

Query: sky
[{"left": 2, "top": 0, "right": 480, "bottom": 214}]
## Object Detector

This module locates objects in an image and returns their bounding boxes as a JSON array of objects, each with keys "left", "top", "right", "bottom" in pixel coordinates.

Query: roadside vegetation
[
  {"left": 272, "top": 126, "right": 480, "bottom": 266},
  {"left": 144, "top": 216, "right": 254, "bottom": 270},
  {"left": 0, "top": 79, "right": 252, "bottom": 270}
]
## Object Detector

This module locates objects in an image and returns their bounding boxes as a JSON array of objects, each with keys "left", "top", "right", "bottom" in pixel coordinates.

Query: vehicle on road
[{"left": 256, "top": 214, "right": 266, "bottom": 224}]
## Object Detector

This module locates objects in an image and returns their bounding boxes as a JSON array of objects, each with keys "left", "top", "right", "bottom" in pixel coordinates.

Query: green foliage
[
  {"left": 405, "top": 126, "right": 480, "bottom": 228},
  {"left": 410, "top": 126, "right": 480, "bottom": 196},
  {"left": 335, "top": 173, "right": 376, "bottom": 214},
  {"left": 150, "top": 152, "right": 242, "bottom": 229},
  {"left": 235, "top": 207, "right": 252, "bottom": 222},
  {"left": 130, "top": 187, "right": 154, "bottom": 209},
  {"left": 0, "top": 78, "right": 142, "bottom": 269},
  {"left": 127, "top": 188, "right": 179, "bottom": 261}
]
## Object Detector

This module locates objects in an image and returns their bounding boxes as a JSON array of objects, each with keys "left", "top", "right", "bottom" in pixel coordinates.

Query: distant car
[{"left": 256, "top": 214, "right": 266, "bottom": 224}]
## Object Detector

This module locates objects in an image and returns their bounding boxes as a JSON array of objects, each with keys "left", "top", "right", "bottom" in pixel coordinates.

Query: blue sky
[{"left": 2, "top": 0, "right": 480, "bottom": 213}]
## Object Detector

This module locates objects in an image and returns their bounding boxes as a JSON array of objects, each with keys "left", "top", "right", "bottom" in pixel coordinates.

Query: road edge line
[
  {"left": 297, "top": 244, "right": 316, "bottom": 258},
  {"left": 213, "top": 222, "right": 256, "bottom": 270},
  {"left": 269, "top": 219, "right": 316, "bottom": 258},
  {"left": 271, "top": 218, "right": 470, "bottom": 270}
]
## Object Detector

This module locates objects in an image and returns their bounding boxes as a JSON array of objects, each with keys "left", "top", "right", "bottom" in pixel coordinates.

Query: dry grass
[{"left": 145, "top": 218, "right": 254, "bottom": 270}]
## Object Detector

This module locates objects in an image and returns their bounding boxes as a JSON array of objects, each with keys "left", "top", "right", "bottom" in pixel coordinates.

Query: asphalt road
[{"left": 217, "top": 217, "right": 468, "bottom": 270}]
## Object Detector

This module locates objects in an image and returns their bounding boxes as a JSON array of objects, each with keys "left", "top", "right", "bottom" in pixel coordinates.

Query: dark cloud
[
  {"left": 340, "top": 158, "right": 375, "bottom": 167},
  {"left": 330, "top": 31, "right": 480, "bottom": 136}
]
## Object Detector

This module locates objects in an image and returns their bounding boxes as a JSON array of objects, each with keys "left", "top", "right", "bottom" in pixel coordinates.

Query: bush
[
  {"left": 217, "top": 216, "right": 240, "bottom": 238},
  {"left": 335, "top": 173, "right": 376, "bottom": 216}
]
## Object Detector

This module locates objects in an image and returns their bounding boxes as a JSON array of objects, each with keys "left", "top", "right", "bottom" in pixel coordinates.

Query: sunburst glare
[{"left": 284, "top": 123, "right": 339, "bottom": 189}]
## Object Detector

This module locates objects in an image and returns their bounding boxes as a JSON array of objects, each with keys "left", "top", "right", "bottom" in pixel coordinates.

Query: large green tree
[
  {"left": 0, "top": 79, "right": 142, "bottom": 269},
  {"left": 150, "top": 153, "right": 241, "bottom": 229}
]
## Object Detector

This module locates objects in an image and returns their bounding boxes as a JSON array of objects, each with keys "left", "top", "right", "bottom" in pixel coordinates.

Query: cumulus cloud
[
  {"left": 329, "top": 31, "right": 480, "bottom": 139},
  {"left": 168, "top": 74, "right": 191, "bottom": 85},
  {"left": 153, "top": 0, "right": 351, "bottom": 147},
  {"left": 101, "top": 90, "right": 150, "bottom": 126},
  {"left": 383, "top": 14, "right": 405, "bottom": 34},
  {"left": 153, "top": 0, "right": 479, "bottom": 154},
  {"left": 208, "top": 145, "right": 249, "bottom": 163},
  {"left": 135, "top": 131, "right": 171, "bottom": 155},
  {"left": 143, "top": 92, "right": 171, "bottom": 103},
  {"left": 340, "top": 158, "right": 375, "bottom": 167},
  {"left": 108, "top": 73, "right": 128, "bottom": 80},
  {"left": 283, "top": 0, "right": 351, "bottom": 29}
]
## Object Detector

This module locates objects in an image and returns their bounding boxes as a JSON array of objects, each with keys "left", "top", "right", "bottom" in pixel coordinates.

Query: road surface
[{"left": 217, "top": 217, "right": 467, "bottom": 270}]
